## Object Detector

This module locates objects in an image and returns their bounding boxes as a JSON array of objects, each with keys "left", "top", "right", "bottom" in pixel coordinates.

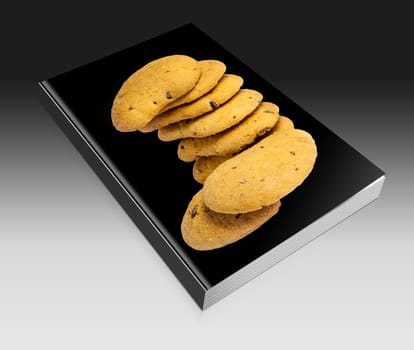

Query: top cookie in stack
[
  {"left": 111, "top": 55, "right": 202, "bottom": 132},
  {"left": 112, "top": 55, "right": 229, "bottom": 132}
]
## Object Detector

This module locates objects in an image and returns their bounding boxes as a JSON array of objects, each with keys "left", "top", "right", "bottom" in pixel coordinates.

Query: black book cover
[{"left": 38, "top": 23, "right": 385, "bottom": 309}]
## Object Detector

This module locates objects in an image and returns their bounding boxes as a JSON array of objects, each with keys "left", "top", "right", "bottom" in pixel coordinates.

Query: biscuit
[
  {"left": 178, "top": 102, "right": 279, "bottom": 162},
  {"left": 202, "top": 128, "right": 317, "bottom": 214},
  {"left": 158, "top": 89, "right": 263, "bottom": 141},
  {"left": 192, "top": 155, "right": 233, "bottom": 184},
  {"left": 140, "top": 74, "right": 243, "bottom": 132},
  {"left": 270, "top": 115, "right": 294, "bottom": 133},
  {"left": 111, "top": 55, "right": 201, "bottom": 132},
  {"left": 181, "top": 190, "right": 281, "bottom": 251},
  {"left": 160, "top": 59, "right": 226, "bottom": 112},
  {"left": 191, "top": 114, "right": 295, "bottom": 183}
]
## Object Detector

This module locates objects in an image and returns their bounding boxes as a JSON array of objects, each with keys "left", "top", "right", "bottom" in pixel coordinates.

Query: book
[{"left": 38, "top": 23, "right": 385, "bottom": 310}]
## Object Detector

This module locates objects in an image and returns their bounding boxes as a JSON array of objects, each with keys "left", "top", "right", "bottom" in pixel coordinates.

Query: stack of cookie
[{"left": 111, "top": 54, "right": 317, "bottom": 251}]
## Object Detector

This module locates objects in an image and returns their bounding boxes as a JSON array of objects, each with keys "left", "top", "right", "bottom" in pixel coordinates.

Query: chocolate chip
[
  {"left": 239, "top": 179, "right": 247, "bottom": 184},
  {"left": 153, "top": 101, "right": 157, "bottom": 105},
  {"left": 290, "top": 150, "right": 296, "bottom": 155},
  {"left": 166, "top": 91, "right": 173, "bottom": 99},
  {"left": 209, "top": 101, "right": 218, "bottom": 109},
  {"left": 191, "top": 206, "right": 198, "bottom": 219},
  {"left": 232, "top": 115, "right": 237, "bottom": 119}
]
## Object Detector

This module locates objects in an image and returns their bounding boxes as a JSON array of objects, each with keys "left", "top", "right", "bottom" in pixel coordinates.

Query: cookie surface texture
[
  {"left": 111, "top": 55, "right": 200, "bottom": 132},
  {"left": 140, "top": 74, "right": 243, "bottom": 132},
  {"left": 270, "top": 115, "right": 294, "bottom": 133},
  {"left": 181, "top": 190, "right": 281, "bottom": 251},
  {"left": 202, "top": 128, "right": 317, "bottom": 214},
  {"left": 158, "top": 89, "right": 263, "bottom": 141},
  {"left": 178, "top": 102, "right": 279, "bottom": 161},
  {"left": 160, "top": 59, "right": 226, "bottom": 112},
  {"left": 192, "top": 155, "right": 233, "bottom": 184}
]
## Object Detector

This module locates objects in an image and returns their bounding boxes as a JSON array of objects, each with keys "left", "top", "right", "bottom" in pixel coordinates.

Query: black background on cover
[{"left": 45, "top": 24, "right": 384, "bottom": 287}]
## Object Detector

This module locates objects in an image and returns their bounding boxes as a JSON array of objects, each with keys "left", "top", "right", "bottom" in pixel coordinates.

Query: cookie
[
  {"left": 140, "top": 74, "right": 243, "bottom": 132},
  {"left": 202, "top": 128, "right": 317, "bottom": 214},
  {"left": 158, "top": 89, "right": 263, "bottom": 141},
  {"left": 160, "top": 59, "right": 226, "bottom": 112},
  {"left": 178, "top": 102, "right": 279, "bottom": 162},
  {"left": 192, "top": 155, "right": 233, "bottom": 184},
  {"left": 191, "top": 114, "right": 295, "bottom": 183},
  {"left": 111, "top": 55, "right": 201, "bottom": 132},
  {"left": 270, "top": 115, "right": 294, "bottom": 133},
  {"left": 181, "top": 190, "right": 281, "bottom": 251}
]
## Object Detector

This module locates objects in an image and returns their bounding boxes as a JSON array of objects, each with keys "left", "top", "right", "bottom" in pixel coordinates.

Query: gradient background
[{"left": 1, "top": 2, "right": 413, "bottom": 349}]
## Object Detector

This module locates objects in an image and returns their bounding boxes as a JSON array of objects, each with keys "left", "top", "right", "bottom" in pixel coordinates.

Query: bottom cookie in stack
[{"left": 181, "top": 190, "right": 281, "bottom": 251}]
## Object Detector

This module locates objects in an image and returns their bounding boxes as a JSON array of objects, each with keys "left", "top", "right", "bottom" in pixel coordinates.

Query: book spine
[{"left": 37, "top": 81, "right": 207, "bottom": 309}]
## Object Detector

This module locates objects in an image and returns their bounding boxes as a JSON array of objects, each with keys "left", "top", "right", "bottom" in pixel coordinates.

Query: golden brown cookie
[
  {"left": 202, "top": 128, "right": 317, "bottom": 214},
  {"left": 160, "top": 59, "right": 226, "bottom": 112},
  {"left": 270, "top": 115, "right": 294, "bottom": 133},
  {"left": 192, "top": 155, "right": 233, "bottom": 184},
  {"left": 111, "top": 55, "right": 201, "bottom": 132},
  {"left": 191, "top": 115, "right": 296, "bottom": 183},
  {"left": 181, "top": 190, "right": 281, "bottom": 250},
  {"left": 140, "top": 74, "right": 243, "bottom": 132},
  {"left": 177, "top": 102, "right": 279, "bottom": 162},
  {"left": 158, "top": 89, "right": 263, "bottom": 141}
]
